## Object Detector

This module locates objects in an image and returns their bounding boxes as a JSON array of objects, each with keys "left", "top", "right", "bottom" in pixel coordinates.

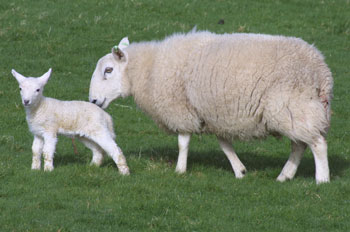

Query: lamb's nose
[
  {"left": 91, "top": 99, "right": 97, "bottom": 104},
  {"left": 24, "top": 100, "right": 30, "bottom": 105}
]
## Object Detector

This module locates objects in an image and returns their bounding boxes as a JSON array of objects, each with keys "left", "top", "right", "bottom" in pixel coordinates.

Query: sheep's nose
[
  {"left": 91, "top": 99, "right": 97, "bottom": 104},
  {"left": 24, "top": 100, "right": 30, "bottom": 105}
]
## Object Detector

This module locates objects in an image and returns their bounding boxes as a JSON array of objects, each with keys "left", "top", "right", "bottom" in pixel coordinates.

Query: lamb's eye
[
  {"left": 104, "top": 67, "right": 113, "bottom": 74},
  {"left": 19, "top": 87, "right": 22, "bottom": 91},
  {"left": 36, "top": 89, "right": 40, "bottom": 92}
]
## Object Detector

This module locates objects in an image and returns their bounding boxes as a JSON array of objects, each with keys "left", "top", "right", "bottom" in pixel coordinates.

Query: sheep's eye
[
  {"left": 36, "top": 89, "right": 40, "bottom": 92},
  {"left": 19, "top": 87, "right": 22, "bottom": 91},
  {"left": 104, "top": 67, "right": 113, "bottom": 74}
]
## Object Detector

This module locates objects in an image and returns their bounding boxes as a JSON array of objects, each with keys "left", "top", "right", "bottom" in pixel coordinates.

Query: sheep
[
  {"left": 89, "top": 31, "right": 333, "bottom": 184},
  {"left": 11, "top": 68, "right": 130, "bottom": 175}
]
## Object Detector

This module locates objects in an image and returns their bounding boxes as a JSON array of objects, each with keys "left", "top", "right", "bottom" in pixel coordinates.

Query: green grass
[{"left": 1, "top": 0, "right": 350, "bottom": 231}]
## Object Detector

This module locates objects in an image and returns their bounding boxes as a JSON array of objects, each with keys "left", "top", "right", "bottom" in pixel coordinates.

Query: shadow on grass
[
  {"left": 52, "top": 146, "right": 349, "bottom": 179},
  {"left": 54, "top": 152, "right": 87, "bottom": 167},
  {"left": 126, "top": 146, "right": 350, "bottom": 179}
]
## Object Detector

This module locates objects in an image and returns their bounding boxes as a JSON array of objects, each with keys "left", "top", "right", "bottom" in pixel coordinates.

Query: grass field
[{"left": 1, "top": 0, "right": 350, "bottom": 231}]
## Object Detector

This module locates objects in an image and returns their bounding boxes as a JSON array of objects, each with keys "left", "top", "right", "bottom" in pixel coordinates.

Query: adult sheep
[{"left": 89, "top": 31, "right": 333, "bottom": 184}]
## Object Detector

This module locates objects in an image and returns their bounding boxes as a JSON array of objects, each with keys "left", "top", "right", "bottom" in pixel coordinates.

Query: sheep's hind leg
[
  {"left": 31, "top": 136, "right": 44, "bottom": 170},
  {"left": 218, "top": 137, "right": 247, "bottom": 178},
  {"left": 91, "top": 134, "right": 130, "bottom": 175},
  {"left": 79, "top": 137, "right": 104, "bottom": 166},
  {"left": 175, "top": 133, "right": 191, "bottom": 174},
  {"left": 309, "top": 136, "right": 329, "bottom": 184},
  {"left": 277, "top": 141, "right": 307, "bottom": 182}
]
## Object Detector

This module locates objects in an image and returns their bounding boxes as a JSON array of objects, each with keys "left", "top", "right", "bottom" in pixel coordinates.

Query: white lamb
[
  {"left": 11, "top": 68, "right": 129, "bottom": 175},
  {"left": 89, "top": 31, "right": 333, "bottom": 184}
]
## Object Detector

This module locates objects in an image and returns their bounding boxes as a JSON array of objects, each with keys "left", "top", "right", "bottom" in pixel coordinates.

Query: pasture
[{"left": 1, "top": 0, "right": 350, "bottom": 231}]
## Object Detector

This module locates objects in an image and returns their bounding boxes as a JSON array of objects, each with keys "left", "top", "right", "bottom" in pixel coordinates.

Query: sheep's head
[
  {"left": 11, "top": 69, "right": 51, "bottom": 108},
  {"left": 89, "top": 37, "right": 129, "bottom": 109}
]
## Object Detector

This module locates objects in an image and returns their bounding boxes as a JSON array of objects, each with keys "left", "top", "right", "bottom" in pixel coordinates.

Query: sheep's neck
[{"left": 126, "top": 43, "right": 156, "bottom": 97}]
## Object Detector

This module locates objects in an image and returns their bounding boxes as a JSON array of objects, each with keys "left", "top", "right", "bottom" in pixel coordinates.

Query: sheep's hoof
[
  {"left": 175, "top": 167, "right": 186, "bottom": 174},
  {"left": 236, "top": 168, "right": 247, "bottom": 178},
  {"left": 316, "top": 177, "right": 330, "bottom": 185}
]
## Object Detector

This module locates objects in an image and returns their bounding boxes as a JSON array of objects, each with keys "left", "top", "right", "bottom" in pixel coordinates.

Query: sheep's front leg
[
  {"left": 43, "top": 134, "right": 57, "bottom": 172},
  {"left": 175, "top": 133, "right": 191, "bottom": 174},
  {"left": 218, "top": 137, "right": 246, "bottom": 178},
  {"left": 31, "top": 136, "right": 44, "bottom": 170}
]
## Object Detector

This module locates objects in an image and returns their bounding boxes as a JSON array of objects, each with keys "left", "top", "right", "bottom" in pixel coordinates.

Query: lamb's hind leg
[
  {"left": 218, "top": 137, "right": 246, "bottom": 178},
  {"left": 31, "top": 135, "right": 44, "bottom": 170},
  {"left": 175, "top": 133, "right": 191, "bottom": 174},
  {"left": 79, "top": 137, "right": 104, "bottom": 166},
  {"left": 91, "top": 133, "right": 130, "bottom": 175},
  {"left": 277, "top": 141, "right": 307, "bottom": 182}
]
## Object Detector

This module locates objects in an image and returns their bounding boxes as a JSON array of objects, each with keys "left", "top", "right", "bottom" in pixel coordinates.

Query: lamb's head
[
  {"left": 11, "top": 68, "right": 51, "bottom": 108},
  {"left": 89, "top": 37, "right": 130, "bottom": 109}
]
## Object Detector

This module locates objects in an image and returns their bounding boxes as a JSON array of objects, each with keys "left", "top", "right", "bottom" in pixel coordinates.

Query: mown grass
[{"left": 1, "top": 0, "right": 350, "bottom": 231}]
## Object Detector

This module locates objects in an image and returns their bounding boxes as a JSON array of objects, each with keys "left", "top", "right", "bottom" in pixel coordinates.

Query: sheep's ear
[
  {"left": 11, "top": 69, "right": 26, "bottom": 84},
  {"left": 39, "top": 68, "right": 52, "bottom": 86},
  {"left": 118, "top": 37, "right": 129, "bottom": 50},
  {"left": 112, "top": 37, "right": 129, "bottom": 62}
]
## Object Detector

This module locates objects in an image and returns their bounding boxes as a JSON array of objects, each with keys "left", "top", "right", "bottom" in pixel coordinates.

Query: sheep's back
[{"left": 183, "top": 33, "right": 330, "bottom": 139}]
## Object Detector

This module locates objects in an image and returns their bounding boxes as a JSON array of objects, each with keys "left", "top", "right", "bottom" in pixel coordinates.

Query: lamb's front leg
[
  {"left": 42, "top": 134, "right": 57, "bottom": 172},
  {"left": 175, "top": 133, "right": 191, "bottom": 174},
  {"left": 31, "top": 136, "right": 44, "bottom": 170}
]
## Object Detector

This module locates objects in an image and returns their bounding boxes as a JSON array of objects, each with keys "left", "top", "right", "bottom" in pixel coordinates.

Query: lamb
[
  {"left": 88, "top": 31, "right": 333, "bottom": 184},
  {"left": 11, "top": 68, "right": 130, "bottom": 175}
]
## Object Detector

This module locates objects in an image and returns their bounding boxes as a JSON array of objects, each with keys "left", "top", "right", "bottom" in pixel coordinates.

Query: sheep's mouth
[{"left": 98, "top": 98, "right": 107, "bottom": 108}]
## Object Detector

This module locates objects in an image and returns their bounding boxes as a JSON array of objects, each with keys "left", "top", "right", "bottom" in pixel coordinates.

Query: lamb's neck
[{"left": 25, "top": 97, "right": 47, "bottom": 119}]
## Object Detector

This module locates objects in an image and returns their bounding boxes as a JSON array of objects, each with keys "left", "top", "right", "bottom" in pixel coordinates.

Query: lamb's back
[{"left": 29, "top": 98, "right": 113, "bottom": 137}]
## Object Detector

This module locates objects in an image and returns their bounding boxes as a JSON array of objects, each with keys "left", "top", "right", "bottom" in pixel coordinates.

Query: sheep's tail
[
  {"left": 189, "top": 25, "right": 197, "bottom": 33},
  {"left": 317, "top": 64, "right": 333, "bottom": 131}
]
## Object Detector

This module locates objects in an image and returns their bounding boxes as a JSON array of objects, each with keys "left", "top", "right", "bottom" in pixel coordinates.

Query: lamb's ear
[
  {"left": 39, "top": 68, "right": 52, "bottom": 86},
  {"left": 112, "top": 37, "right": 129, "bottom": 62},
  {"left": 11, "top": 69, "right": 26, "bottom": 84}
]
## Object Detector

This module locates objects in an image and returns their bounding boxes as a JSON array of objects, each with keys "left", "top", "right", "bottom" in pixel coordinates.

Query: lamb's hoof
[
  {"left": 276, "top": 173, "right": 291, "bottom": 182},
  {"left": 90, "top": 161, "right": 102, "bottom": 167},
  {"left": 44, "top": 165, "right": 54, "bottom": 172},
  {"left": 119, "top": 166, "right": 130, "bottom": 175},
  {"left": 31, "top": 164, "right": 41, "bottom": 170}
]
